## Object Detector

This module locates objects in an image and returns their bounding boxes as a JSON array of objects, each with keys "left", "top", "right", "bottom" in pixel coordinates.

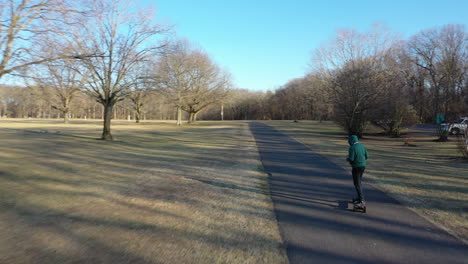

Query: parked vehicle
[{"left": 441, "top": 117, "right": 468, "bottom": 135}]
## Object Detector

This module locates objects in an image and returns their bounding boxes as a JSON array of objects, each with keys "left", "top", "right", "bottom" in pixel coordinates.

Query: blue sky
[{"left": 147, "top": 1, "right": 467, "bottom": 91}]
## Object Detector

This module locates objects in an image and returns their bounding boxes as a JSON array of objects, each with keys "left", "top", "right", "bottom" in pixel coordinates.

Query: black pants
[{"left": 352, "top": 167, "right": 365, "bottom": 202}]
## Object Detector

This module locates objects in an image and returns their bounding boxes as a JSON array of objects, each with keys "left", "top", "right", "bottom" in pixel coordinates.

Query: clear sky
[{"left": 147, "top": 1, "right": 466, "bottom": 91}]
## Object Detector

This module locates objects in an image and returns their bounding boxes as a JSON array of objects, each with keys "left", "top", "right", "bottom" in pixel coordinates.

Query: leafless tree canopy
[
  {"left": 29, "top": 59, "right": 87, "bottom": 123},
  {"left": 153, "top": 41, "right": 231, "bottom": 125},
  {"left": 71, "top": 0, "right": 170, "bottom": 139},
  {"left": 0, "top": 0, "right": 88, "bottom": 79}
]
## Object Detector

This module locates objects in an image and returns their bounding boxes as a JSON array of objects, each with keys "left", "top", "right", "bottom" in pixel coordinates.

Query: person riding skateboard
[{"left": 346, "top": 135, "right": 369, "bottom": 205}]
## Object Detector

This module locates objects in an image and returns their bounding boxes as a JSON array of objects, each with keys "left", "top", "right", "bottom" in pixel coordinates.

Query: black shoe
[{"left": 352, "top": 198, "right": 360, "bottom": 203}]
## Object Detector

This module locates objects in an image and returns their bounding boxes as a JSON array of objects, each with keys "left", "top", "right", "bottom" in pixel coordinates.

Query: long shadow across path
[{"left": 249, "top": 122, "right": 468, "bottom": 264}]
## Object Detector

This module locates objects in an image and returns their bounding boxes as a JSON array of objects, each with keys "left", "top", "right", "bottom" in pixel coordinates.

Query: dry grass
[
  {"left": 0, "top": 119, "right": 287, "bottom": 264},
  {"left": 264, "top": 120, "right": 468, "bottom": 244}
]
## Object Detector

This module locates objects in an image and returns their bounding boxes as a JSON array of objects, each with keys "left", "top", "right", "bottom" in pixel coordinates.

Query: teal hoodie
[{"left": 347, "top": 135, "right": 368, "bottom": 168}]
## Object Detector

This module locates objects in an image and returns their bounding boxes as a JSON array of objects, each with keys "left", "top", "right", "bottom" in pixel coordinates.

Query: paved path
[{"left": 249, "top": 122, "right": 468, "bottom": 264}]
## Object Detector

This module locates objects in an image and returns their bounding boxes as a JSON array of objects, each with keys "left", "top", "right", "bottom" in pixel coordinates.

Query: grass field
[
  {"left": 0, "top": 119, "right": 288, "bottom": 264},
  {"left": 265, "top": 120, "right": 468, "bottom": 244}
]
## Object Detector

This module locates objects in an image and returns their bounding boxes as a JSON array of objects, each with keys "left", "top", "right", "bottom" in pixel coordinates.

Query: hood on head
[{"left": 348, "top": 135, "right": 359, "bottom": 146}]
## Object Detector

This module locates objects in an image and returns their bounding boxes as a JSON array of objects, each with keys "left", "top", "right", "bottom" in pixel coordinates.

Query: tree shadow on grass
[
  {"left": 0, "top": 122, "right": 287, "bottom": 263},
  {"left": 2, "top": 196, "right": 283, "bottom": 264}
]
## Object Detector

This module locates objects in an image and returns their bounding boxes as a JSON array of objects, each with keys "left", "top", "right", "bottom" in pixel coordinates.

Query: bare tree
[
  {"left": 180, "top": 51, "right": 231, "bottom": 123},
  {"left": 312, "top": 25, "right": 400, "bottom": 136},
  {"left": 29, "top": 60, "right": 86, "bottom": 123},
  {"left": 124, "top": 64, "right": 159, "bottom": 123},
  {"left": 303, "top": 73, "right": 333, "bottom": 121},
  {"left": 155, "top": 46, "right": 231, "bottom": 124},
  {"left": 128, "top": 89, "right": 152, "bottom": 123},
  {"left": 396, "top": 48, "right": 430, "bottom": 122},
  {"left": 0, "top": 0, "right": 89, "bottom": 81},
  {"left": 364, "top": 45, "right": 419, "bottom": 137},
  {"left": 407, "top": 24, "right": 467, "bottom": 121},
  {"left": 154, "top": 42, "right": 202, "bottom": 125},
  {"left": 73, "top": 0, "right": 169, "bottom": 139},
  {"left": 272, "top": 79, "right": 305, "bottom": 120},
  {"left": 437, "top": 25, "right": 467, "bottom": 118}
]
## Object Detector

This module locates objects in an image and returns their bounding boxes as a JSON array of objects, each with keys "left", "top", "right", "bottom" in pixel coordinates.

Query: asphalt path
[{"left": 249, "top": 122, "right": 468, "bottom": 264}]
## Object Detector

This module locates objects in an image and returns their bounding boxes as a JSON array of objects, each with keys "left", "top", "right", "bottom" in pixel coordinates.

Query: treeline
[
  {"left": 200, "top": 77, "right": 330, "bottom": 121},
  {"left": 0, "top": 84, "right": 176, "bottom": 120}
]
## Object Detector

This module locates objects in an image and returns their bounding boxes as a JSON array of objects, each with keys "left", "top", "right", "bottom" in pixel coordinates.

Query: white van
[{"left": 441, "top": 117, "right": 468, "bottom": 135}]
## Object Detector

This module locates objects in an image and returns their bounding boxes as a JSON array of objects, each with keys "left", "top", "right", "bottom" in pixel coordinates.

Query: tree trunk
[
  {"left": 188, "top": 112, "right": 194, "bottom": 123},
  {"left": 194, "top": 112, "right": 199, "bottom": 122},
  {"left": 63, "top": 110, "right": 69, "bottom": 124},
  {"left": 101, "top": 104, "right": 114, "bottom": 140},
  {"left": 176, "top": 106, "right": 182, "bottom": 126},
  {"left": 135, "top": 109, "right": 141, "bottom": 123}
]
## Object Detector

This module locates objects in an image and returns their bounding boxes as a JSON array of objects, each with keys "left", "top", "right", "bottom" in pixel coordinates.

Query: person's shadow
[{"left": 337, "top": 200, "right": 353, "bottom": 211}]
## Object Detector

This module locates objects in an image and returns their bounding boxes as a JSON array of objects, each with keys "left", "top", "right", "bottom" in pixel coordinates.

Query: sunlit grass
[
  {"left": 265, "top": 120, "right": 468, "bottom": 244},
  {"left": 0, "top": 119, "right": 287, "bottom": 264}
]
